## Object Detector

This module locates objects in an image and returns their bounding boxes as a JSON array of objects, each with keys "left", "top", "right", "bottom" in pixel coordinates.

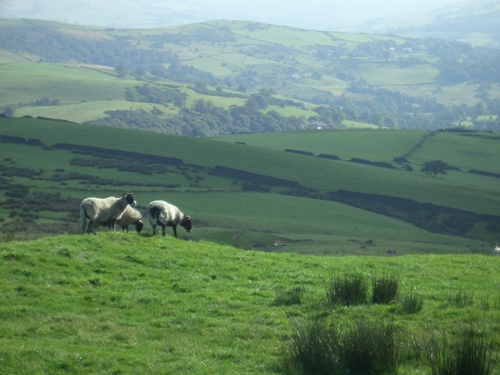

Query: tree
[
  {"left": 115, "top": 64, "right": 128, "bottom": 78},
  {"left": 3, "top": 106, "right": 14, "bottom": 117},
  {"left": 420, "top": 160, "right": 450, "bottom": 178}
]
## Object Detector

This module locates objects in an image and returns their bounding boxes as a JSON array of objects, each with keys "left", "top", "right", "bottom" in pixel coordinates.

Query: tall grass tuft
[
  {"left": 341, "top": 320, "right": 399, "bottom": 375},
  {"left": 372, "top": 274, "right": 399, "bottom": 304},
  {"left": 283, "top": 318, "right": 399, "bottom": 375},
  {"left": 398, "top": 290, "right": 424, "bottom": 314},
  {"left": 428, "top": 327, "right": 497, "bottom": 375},
  {"left": 283, "top": 317, "right": 341, "bottom": 375},
  {"left": 327, "top": 273, "right": 368, "bottom": 307}
]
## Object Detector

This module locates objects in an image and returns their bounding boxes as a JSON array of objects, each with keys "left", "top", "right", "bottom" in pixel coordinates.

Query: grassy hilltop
[{"left": 1, "top": 232, "right": 500, "bottom": 374}]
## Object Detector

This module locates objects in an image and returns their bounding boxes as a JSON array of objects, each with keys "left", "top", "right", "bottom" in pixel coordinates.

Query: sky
[{"left": 0, "top": 0, "right": 465, "bottom": 31}]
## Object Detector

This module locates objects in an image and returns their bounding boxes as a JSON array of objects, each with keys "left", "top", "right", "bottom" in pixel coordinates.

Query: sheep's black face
[
  {"left": 135, "top": 220, "right": 144, "bottom": 233},
  {"left": 181, "top": 215, "right": 192, "bottom": 232},
  {"left": 123, "top": 193, "right": 135, "bottom": 205}
]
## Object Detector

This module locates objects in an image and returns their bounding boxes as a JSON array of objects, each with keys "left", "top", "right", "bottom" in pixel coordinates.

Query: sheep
[
  {"left": 148, "top": 200, "right": 192, "bottom": 238},
  {"left": 80, "top": 192, "right": 136, "bottom": 234},
  {"left": 115, "top": 205, "right": 144, "bottom": 233},
  {"left": 491, "top": 243, "right": 500, "bottom": 255}
]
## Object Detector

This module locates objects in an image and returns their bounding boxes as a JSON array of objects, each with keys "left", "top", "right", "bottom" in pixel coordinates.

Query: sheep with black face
[
  {"left": 115, "top": 205, "right": 144, "bottom": 233},
  {"left": 148, "top": 200, "right": 192, "bottom": 238},
  {"left": 80, "top": 192, "right": 136, "bottom": 234}
]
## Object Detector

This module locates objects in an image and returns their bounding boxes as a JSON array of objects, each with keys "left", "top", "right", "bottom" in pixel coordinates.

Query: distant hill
[
  {"left": 0, "top": 18, "right": 499, "bottom": 135},
  {"left": 355, "top": 0, "right": 500, "bottom": 49}
]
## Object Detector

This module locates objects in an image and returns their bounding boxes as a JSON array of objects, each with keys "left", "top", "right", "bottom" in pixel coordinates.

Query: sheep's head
[
  {"left": 122, "top": 192, "right": 136, "bottom": 206},
  {"left": 135, "top": 220, "right": 144, "bottom": 233},
  {"left": 181, "top": 215, "right": 192, "bottom": 233}
]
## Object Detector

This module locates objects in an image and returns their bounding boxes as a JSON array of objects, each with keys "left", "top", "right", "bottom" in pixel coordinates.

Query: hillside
[
  {"left": 1, "top": 117, "right": 499, "bottom": 254},
  {"left": 1, "top": 18, "right": 500, "bottom": 135},
  {"left": 1, "top": 233, "right": 500, "bottom": 374},
  {"left": 358, "top": 0, "right": 500, "bottom": 50}
]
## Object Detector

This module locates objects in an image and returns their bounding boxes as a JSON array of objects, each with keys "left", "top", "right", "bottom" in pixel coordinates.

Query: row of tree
[{"left": 87, "top": 84, "right": 500, "bottom": 135}]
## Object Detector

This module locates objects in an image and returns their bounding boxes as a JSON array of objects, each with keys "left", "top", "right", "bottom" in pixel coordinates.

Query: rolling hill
[
  {"left": 1, "top": 18, "right": 500, "bottom": 135},
  {"left": 1, "top": 116, "right": 499, "bottom": 254},
  {"left": 358, "top": 0, "right": 500, "bottom": 50}
]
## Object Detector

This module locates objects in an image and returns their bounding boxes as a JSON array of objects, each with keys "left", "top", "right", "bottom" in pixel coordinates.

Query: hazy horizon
[{"left": 0, "top": 0, "right": 464, "bottom": 31}]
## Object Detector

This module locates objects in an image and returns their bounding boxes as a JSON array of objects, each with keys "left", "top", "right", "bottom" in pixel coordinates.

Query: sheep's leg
[
  {"left": 161, "top": 224, "right": 166, "bottom": 236},
  {"left": 80, "top": 209, "right": 88, "bottom": 233},
  {"left": 172, "top": 225, "right": 178, "bottom": 238},
  {"left": 110, "top": 219, "right": 117, "bottom": 231},
  {"left": 87, "top": 220, "right": 94, "bottom": 234}
]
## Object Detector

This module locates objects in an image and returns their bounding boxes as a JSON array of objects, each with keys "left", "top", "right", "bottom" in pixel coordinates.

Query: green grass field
[
  {"left": 1, "top": 233, "right": 499, "bottom": 374},
  {"left": 1, "top": 117, "right": 499, "bottom": 255}
]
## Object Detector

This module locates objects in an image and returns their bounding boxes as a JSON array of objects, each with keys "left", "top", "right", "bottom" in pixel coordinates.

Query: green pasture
[
  {"left": 292, "top": 75, "right": 349, "bottom": 96},
  {"left": 14, "top": 100, "right": 176, "bottom": 124},
  {"left": 343, "top": 120, "right": 378, "bottom": 129},
  {"left": 185, "top": 57, "right": 236, "bottom": 77},
  {"left": 1, "top": 234, "right": 499, "bottom": 374},
  {"left": 214, "top": 129, "right": 500, "bottom": 214},
  {"left": 177, "top": 86, "right": 246, "bottom": 110},
  {"left": 4, "top": 136, "right": 482, "bottom": 254},
  {"left": 216, "top": 129, "right": 429, "bottom": 161},
  {"left": 0, "top": 51, "right": 27, "bottom": 63},
  {"left": 1, "top": 117, "right": 500, "bottom": 253},
  {"left": 236, "top": 25, "right": 337, "bottom": 48},
  {"left": 2, "top": 118, "right": 500, "bottom": 218},
  {"left": 0, "top": 61, "right": 132, "bottom": 105},
  {"left": 409, "top": 131, "right": 500, "bottom": 174},
  {"left": 161, "top": 191, "right": 485, "bottom": 254},
  {"left": 435, "top": 83, "right": 484, "bottom": 107},
  {"left": 362, "top": 63, "right": 439, "bottom": 86},
  {"left": 0, "top": 142, "right": 236, "bottom": 197}
]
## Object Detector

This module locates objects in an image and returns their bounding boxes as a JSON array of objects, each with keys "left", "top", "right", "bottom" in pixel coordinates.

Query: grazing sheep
[
  {"left": 80, "top": 192, "right": 136, "bottom": 234},
  {"left": 116, "top": 206, "right": 144, "bottom": 233},
  {"left": 491, "top": 243, "right": 500, "bottom": 255},
  {"left": 148, "top": 200, "right": 192, "bottom": 237}
]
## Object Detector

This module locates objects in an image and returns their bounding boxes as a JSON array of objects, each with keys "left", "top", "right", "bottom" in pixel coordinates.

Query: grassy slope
[
  {"left": 0, "top": 139, "right": 483, "bottom": 254},
  {"left": 2, "top": 118, "right": 500, "bottom": 217},
  {"left": 216, "top": 129, "right": 430, "bottom": 161},
  {"left": 1, "top": 233, "right": 499, "bottom": 374},
  {"left": 216, "top": 128, "right": 500, "bottom": 211},
  {"left": 1, "top": 117, "right": 499, "bottom": 255}
]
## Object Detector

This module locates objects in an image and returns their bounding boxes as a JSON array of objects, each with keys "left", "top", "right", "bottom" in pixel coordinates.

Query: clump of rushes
[
  {"left": 327, "top": 273, "right": 368, "bottom": 307},
  {"left": 397, "top": 290, "right": 424, "bottom": 314},
  {"left": 428, "top": 326, "right": 497, "bottom": 375},
  {"left": 372, "top": 274, "right": 399, "bottom": 304},
  {"left": 283, "top": 318, "right": 399, "bottom": 375}
]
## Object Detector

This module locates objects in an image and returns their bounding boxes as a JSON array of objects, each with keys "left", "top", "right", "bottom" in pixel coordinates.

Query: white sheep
[
  {"left": 490, "top": 243, "right": 500, "bottom": 256},
  {"left": 80, "top": 192, "right": 136, "bottom": 234},
  {"left": 148, "top": 200, "right": 192, "bottom": 237},
  {"left": 115, "top": 205, "right": 144, "bottom": 233}
]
